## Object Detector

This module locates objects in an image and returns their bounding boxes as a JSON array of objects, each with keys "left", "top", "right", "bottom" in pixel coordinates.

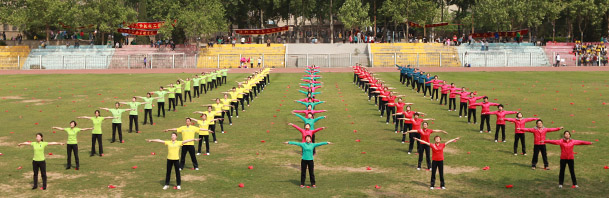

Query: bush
[{"left": 0, "top": 41, "right": 6, "bottom": 46}]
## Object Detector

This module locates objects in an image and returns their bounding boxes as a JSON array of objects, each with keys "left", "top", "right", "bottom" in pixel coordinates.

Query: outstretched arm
[
  {"left": 413, "top": 138, "right": 431, "bottom": 145},
  {"left": 182, "top": 138, "right": 200, "bottom": 145},
  {"left": 164, "top": 128, "right": 178, "bottom": 132},
  {"left": 77, "top": 116, "right": 91, "bottom": 119},
  {"left": 80, "top": 128, "right": 94, "bottom": 131},
  {"left": 432, "top": 130, "right": 448, "bottom": 134},
  {"left": 445, "top": 137, "right": 460, "bottom": 145},
  {"left": 146, "top": 139, "right": 165, "bottom": 144},
  {"left": 52, "top": 127, "right": 65, "bottom": 131}
]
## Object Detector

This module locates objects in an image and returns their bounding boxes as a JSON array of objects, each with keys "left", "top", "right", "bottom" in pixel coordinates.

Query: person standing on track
[
  {"left": 518, "top": 120, "right": 563, "bottom": 170},
  {"left": 483, "top": 104, "right": 518, "bottom": 142},
  {"left": 423, "top": 74, "right": 434, "bottom": 98},
  {"left": 146, "top": 133, "right": 198, "bottom": 190},
  {"left": 288, "top": 123, "right": 326, "bottom": 143},
  {"left": 471, "top": 96, "right": 499, "bottom": 133},
  {"left": 504, "top": 113, "right": 538, "bottom": 155},
  {"left": 405, "top": 122, "right": 446, "bottom": 170},
  {"left": 543, "top": 131, "right": 592, "bottom": 188},
  {"left": 100, "top": 103, "right": 132, "bottom": 143},
  {"left": 439, "top": 84, "right": 451, "bottom": 106},
  {"left": 76, "top": 110, "right": 114, "bottom": 156},
  {"left": 283, "top": 136, "right": 332, "bottom": 188},
  {"left": 194, "top": 106, "right": 222, "bottom": 143},
  {"left": 380, "top": 92, "right": 405, "bottom": 124},
  {"left": 414, "top": 136, "right": 460, "bottom": 190},
  {"left": 137, "top": 93, "right": 160, "bottom": 125},
  {"left": 52, "top": 121, "right": 93, "bottom": 170},
  {"left": 18, "top": 133, "right": 64, "bottom": 190}
]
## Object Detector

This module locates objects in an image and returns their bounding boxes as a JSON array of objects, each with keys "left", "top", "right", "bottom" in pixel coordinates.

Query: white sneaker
[
  {"left": 163, "top": 185, "right": 169, "bottom": 190},
  {"left": 206, "top": 153, "right": 210, "bottom": 155},
  {"left": 408, "top": 152, "right": 411, "bottom": 155},
  {"left": 386, "top": 122, "right": 389, "bottom": 124},
  {"left": 514, "top": 153, "right": 517, "bottom": 156},
  {"left": 574, "top": 185, "right": 579, "bottom": 188},
  {"left": 503, "top": 140, "right": 507, "bottom": 143},
  {"left": 459, "top": 116, "right": 462, "bottom": 118},
  {"left": 214, "top": 141, "right": 218, "bottom": 143},
  {"left": 558, "top": 185, "right": 563, "bottom": 189},
  {"left": 417, "top": 168, "right": 421, "bottom": 170},
  {"left": 179, "top": 168, "right": 182, "bottom": 171},
  {"left": 448, "top": 110, "right": 451, "bottom": 111},
  {"left": 177, "top": 185, "right": 181, "bottom": 190},
  {"left": 494, "top": 140, "right": 498, "bottom": 143},
  {"left": 222, "top": 131, "right": 225, "bottom": 133},
  {"left": 401, "top": 141, "right": 405, "bottom": 144},
  {"left": 429, "top": 168, "right": 432, "bottom": 171},
  {"left": 441, "top": 187, "right": 446, "bottom": 190},
  {"left": 430, "top": 187, "right": 434, "bottom": 190},
  {"left": 236, "top": 116, "right": 239, "bottom": 118},
  {"left": 195, "top": 168, "right": 199, "bottom": 171},
  {"left": 480, "top": 131, "right": 483, "bottom": 133},
  {"left": 465, "top": 116, "right": 468, "bottom": 117},
  {"left": 197, "top": 153, "right": 201, "bottom": 156},
  {"left": 230, "top": 123, "right": 233, "bottom": 126}
]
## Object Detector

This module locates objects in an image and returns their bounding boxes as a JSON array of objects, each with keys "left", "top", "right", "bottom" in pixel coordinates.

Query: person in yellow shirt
[
  {"left": 146, "top": 133, "right": 198, "bottom": 190},
  {"left": 18, "top": 133, "right": 65, "bottom": 190},
  {"left": 52, "top": 121, "right": 93, "bottom": 170},
  {"left": 222, "top": 88, "right": 243, "bottom": 117},
  {"left": 194, "top": 106, "right": 223, "bottom": 143},
  {"left": 164, "top": 118, "right": 208, "bottom": 171},
  {"left": 190, "top": 115, "right": 221, "bottom": 155},
  {"left": 203, "top": 98, "right": 232, "bottom": 133},
  {"left": 220, "top": 93, "right": 237, "bottom": 124}
]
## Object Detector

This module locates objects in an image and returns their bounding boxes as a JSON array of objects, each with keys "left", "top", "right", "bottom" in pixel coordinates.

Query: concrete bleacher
[
  {"left": 23, "top": 45, "right": 115, "bottom": 70},
  {"left": 285, "top": 43, "right": 369, "bottom": 67},
  {"left": 197, "top": 44, "right": 286, "bottom": 68},
  {"left": 109, "top": 45, "right": 197, "bottom": 69},
  {"left": 370, "top": 43, "right": 461, "bottom": 67},
  {"left": 457, "top": 43, "right": 550, "bottom": 67},
  {"left": 0, "top": 46, "right": 30, "bottom": 69}
]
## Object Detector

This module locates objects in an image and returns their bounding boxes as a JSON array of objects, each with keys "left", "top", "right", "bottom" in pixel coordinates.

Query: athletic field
[{"left": 0, "top": 70, "right": 607, "bottom": 197}]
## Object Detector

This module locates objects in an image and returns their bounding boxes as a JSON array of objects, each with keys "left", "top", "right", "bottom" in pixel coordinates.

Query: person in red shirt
[
  {"left": 462, "top": 93, "right": 485, "bottom": 124},
  {"left": 483, "top": 104, "right": 517, "bottom": 142},
  {"left": 414, "top": 136, "right": 460, "bottom": 190},
  {"left": 471, "top": 96, "right": 500, "bottom": 133},
  {"left": 405, "top": 122, "right": 446, "bottom": 170},
  {"left": 381, "top": 93, "right": 405, "bottom": 124},
  {"left": 504, "top": 113, "right": 538, "bottom": 155},
  {"left": 447, "top": 85, "right": 462, "bottom": 111},
  {"left": 372, "top": 87, "right": 397, "bottom": 116},
  {"left": 395, "top": 106, "right": 425, "bottom": 144},
  {"left": 518, "top": 120, "right": 563, "bottom": 170},
  {"left": 543, "top": 131, "right": 592, "bottom": 188},
  {"left": 425, "top": 75, "right": 445, "bottom": 101},
  {"left": 438, "top": 84, "right": 451, "bottom": 106},
  {"left": 388, "top": 98, "right": 414, "bottom": 133},
  {"left": 454, "top": 89, "right": 475, "bottom": 117}
]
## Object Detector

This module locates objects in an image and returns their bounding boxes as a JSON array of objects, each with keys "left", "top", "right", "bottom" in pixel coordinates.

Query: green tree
[{"left": 338, "top": 0, "right": 371, "bottom": 32}]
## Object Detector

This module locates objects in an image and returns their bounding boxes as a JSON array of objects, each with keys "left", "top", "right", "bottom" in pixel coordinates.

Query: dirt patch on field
[
  {"left": 574, "top": 131, "right": 597, "bottom": 135},
  {"left": 443, "top": 147, "right": 460, "bottom": 154},
  {"left": 443, "top": 165, "right": 478, "bottom": 174},
  {"left": 45, "top": 154, "right": 65, "bottom": 159},
  {"left": 0, "top": 136, "right": 16, "bottom": 146},
  {"left": 181, "top": 174, "right": 207, "bottom": 182},
  {"left": 19, "top": 99, "right": 55, "bottom": 105},
  {"left": 1, "top": 95, "right": 24, "bottom": 100},
  {"left": 281, "top": 163, "right": 387, "bottom": 173}
]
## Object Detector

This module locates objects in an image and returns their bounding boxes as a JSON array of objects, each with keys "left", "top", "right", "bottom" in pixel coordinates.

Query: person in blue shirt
[
  {"left": 283, "top": 135, "right": 333, "bottom": 188},
  {"left": 424, "top": 73, "right": 434, "bottom": 98},
  {"left": 405, "top": 66, "right": 415, "bottom": 88},
  {"left": 397, "top": 65, "right": 408, "bottom": 84},
  {"left": 416, "top": 71, "right": 426, "bottom": 93}
]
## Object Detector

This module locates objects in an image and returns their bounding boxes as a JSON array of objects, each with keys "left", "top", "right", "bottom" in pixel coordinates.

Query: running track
[{"left": 2, "top": 66, "right": 609, "bottom": 75}]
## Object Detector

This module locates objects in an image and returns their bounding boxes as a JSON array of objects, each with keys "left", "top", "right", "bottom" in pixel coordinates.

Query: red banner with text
[
  {"left": 117, "top": 28, "right": 158, "bottom": 36},
  {"left": 126, "top": 22, "right": 165, "bottom": 30},
  {"left": 235, "top": 26, "right": 289, "bottom": 35}
]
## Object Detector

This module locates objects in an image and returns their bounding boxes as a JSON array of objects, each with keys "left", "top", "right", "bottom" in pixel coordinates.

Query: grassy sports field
[{"left": 0, "top": 71, "right": 607, "bottom": 197}]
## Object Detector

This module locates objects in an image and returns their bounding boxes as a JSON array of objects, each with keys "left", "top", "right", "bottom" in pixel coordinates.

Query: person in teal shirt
[
  {"left": 18, "top": 133, "right": 64, "bottom": 190},
  {"left": 292, "top": 112, "right": 326, "bottom": 129},
  {"left": 423, "top": 73, "right": 434, "bottom": 98},
  {"left": 138, "top": 93, "right": 160, "bottom": 125},
  {"left": 283, "top": 135, "right": 332, "bottom": 188},
  {"left": 100, "top": 103, "right": 132, "bottom": 143},
  {"left": 180, "top": 78, "right": 192, "bottom": 102},
  {"left": 164, "top": 84, "right": 177, "bottom": 111},
  {"left": 152, "top": 86, "right": 171, "bottom": 117},
  {"left": 77, "top": 110, "right": 114, "bottom": 156},
  {"left": 120, "top": 97, "right": 150, "bottom": 133},
  {"left": 295, "top": 99, "right": 325, "bottom": 110},
  {"left": 299, "top": 90, "right": 321, "bottom": 98},
  {"left": 52, "top": 121, "right": 93, "bottom": 170}
]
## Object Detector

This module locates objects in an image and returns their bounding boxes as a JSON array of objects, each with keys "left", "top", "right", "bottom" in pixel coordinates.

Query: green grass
[{"left": 0, "top": 71, "right": 608, "bottom": 197}]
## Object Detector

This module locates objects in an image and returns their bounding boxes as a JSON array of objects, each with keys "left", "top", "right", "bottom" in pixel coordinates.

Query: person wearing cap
[
  {"left": 414, "top": 136, "right": 460, "bottom": 190},
  {"left": 283, "top": 136, "right": 332, "bottom": 188},
  {"left": 18, "top": 133, "right": 65, "bottom": 190}
]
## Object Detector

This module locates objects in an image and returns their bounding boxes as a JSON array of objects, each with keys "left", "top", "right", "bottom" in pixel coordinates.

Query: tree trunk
[
  {"left": 46, "top": 24, "right": 50, "bottom": 42},
  {"left": 330, "top": 0, "right": 334, "bottom": 43},
  {"left": 552, "top": 20, "right": 556, "bottom": 42},
  {"left": 373, "top": 0, "right": 377, "bottom": 39}
]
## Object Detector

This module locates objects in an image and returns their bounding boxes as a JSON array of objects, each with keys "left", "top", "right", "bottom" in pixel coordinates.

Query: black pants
[
  {"left": 165, "top": 160, "right": 181, "bottom": 185},
  {"left": 432, "top": 88, "right": 439, "bottom": 99},
  {"left": 209, "top": 124, "right": 217, "bottom": 141},
  {"left": 532, "top": 145, "right": 549, "bottom": 168},
  {"left": 399, "top": 73, "right": 405, "bottom": 83},
  {"left": 215, "top": 115, "right": 224, "bottom": 133},
  {"left": 198, "top": 135, "right": 210, "bottom": 154},
  {"left": 202, "top": 83, "right": 208, "bottom": 93},
  {"left": 406, "top": 76, "right": 412, "bottom": 87},
  {"left": 223, "top": 111, "right": 232, "bottom": 124},
  {"left": 193, "top": 86, "right": 200, "bottom": 98},
  {"left": 559, "top": 159, "right": 577, "bottom": 185},
  {"left": 32, "top": 160, "right": 47, "bottom": 188},
  {"left": 300, "top": 160, "right": 315, "bottom": 185},
  {"left": 402, "top": 123, "right": 413, "bottom": 142},
  {"left": 180, "top": 145, "right": 198, "bottom": 169},
  {"left": 480, "top": 114, "right": 491, "bottom": 131},
  {"left": 231, "top": 102, "right": 239, "bottom": 116},
  {"left": 418, "top": 144, "right": 431, "bottom": 169},
  {"left": 395, "top": 114, "right": 404, "bottom": 132},
  {"left": 175, "top": 93, "right": 183, "bottom": 106},
  {"left": 157, "top": 102, "right": 165, "bottom": 117},
  {"left": 244, "top": 93, "right": 251, "bottom": 105},
  {"left": 514, "top": 133, "right": 526, "bottom": 154},
  {"left": 411, "top": 79, "right": 416, "bottom": 89},
  {"left": 128, "top": 115, "right": 139, "bottom": 132},
  {"left": 66, "top": 144, "right": 79, "bottom": 168},
  {"left": 238, "top": 98, "right": 245, "bottom": 110},
  {"left": 222, "top": 76, "right": 227, "bottom": 84},
  {"left": 353, "top": 73, "right": 357, "bottom": 83},
  {"left": 144, "top": 109, "right": 153, "bottom": 124},
  {"left": 91, "top": 134, "right": 103, "bottom": 155},
  {"left": 386, "top": 106, "right": 395, "bottom": 123},
  {"left": 494, "top": 124, "right": 506, "bottom": 141},
  {"left": 408, "top": 132, "right": 420, "bottom": 152},
  {"left": 111, "top": 123, "right": 122, "bottom": 142},
  {"left": 424, "top": 86, "right": 431, "bottom": 96},
  {"left": 416, "top": 82, "right": 422, "bottom": 92},
  {"left": 439, "top": 93, "right": 447, "bottom": 104},
  {"left": 459, "top": 102, "right": 468, "bottom": 116},
  {"left": 168, "top": 98, "right": 176, "bottom": 111},
  {"left": 182, "top": 90, "right": 192, "bottom": 101},
  {"left": 431, "top": 160, "right": 445, "bottom": 187},
  {"left": 468, "top": 109, "right": 477, "bottom": 123},
  {"left": 449, "top": 98, "right": 457, "bottom": 110}
]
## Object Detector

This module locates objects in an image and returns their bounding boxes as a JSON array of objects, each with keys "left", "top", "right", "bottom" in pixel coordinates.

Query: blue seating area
[
  {"left": 24, "top": 45, "right": 115, "bottom": 69},
  {"left": 457, "top": 43, "right": 550, "bottom": 67}
]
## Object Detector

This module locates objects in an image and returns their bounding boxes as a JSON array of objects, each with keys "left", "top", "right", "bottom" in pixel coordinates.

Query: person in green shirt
[
  {"left": 180, "top": 78, "right": 192, "bottom": 102},
  {"left": 77, "top": 110, "right": 114, "bottom": 156},
  {"left": 164, "top": 118, "right": 209, "bottom": 171},
  {"left": 221, "top": 69, "right": 228, "bottom": 84},
  {"left": 192, "top": 75, "right": 201, "bottom": 98},
  {"left": 52, "top": 121, "right": 93, "bottom": 170},
  {"left": 100, "top": 102, "right": 132, "bottom": 143},
  {"left": 152, "top": 86, "right": 171, "bottom": 117},
  {"left": 206, "top": 72, "right": 214, "bottom": 92},
  {"left": 283, "top": 135, "right": 332, "bottom": 188},
  {"left": 18, "top": 133, "right": 64, "bottom": 190},
  {"left": 174, "top": 80, "right": 184, "bottom": 107},
  {"left": 215, "top": 69, "right": 222, "bottom": 87},
  {"left": 199, "top": 73, "right": 208, "bottom": 94},
  {"left": 292, "top": 112, "right": 326, "bottom": 129},
  {"left": 146, "top": 132, "right": 198, "bottom": 190},
  {"left": 120, "top": 97, "right": 150, "bottom": 133},
  {"left": 164, "top": 84, "right": 177, "bottom": 112},
  {"left": 138, "top": 93, "right": 161, "bottom": 125}
]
